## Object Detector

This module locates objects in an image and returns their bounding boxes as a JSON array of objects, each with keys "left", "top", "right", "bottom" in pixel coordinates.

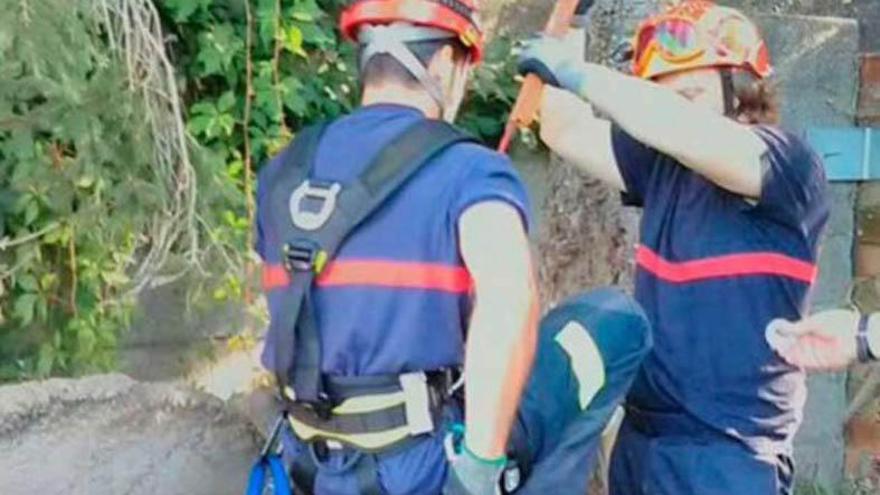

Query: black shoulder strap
[
  {"left": 268, "top": 119, "right": 475, "bottom": 407},
  {"left": 359, "top": 120, "right": 472, "bottom": 196},
  {"left": 263, "top": 122, "right": 327, "bottom": 397}
]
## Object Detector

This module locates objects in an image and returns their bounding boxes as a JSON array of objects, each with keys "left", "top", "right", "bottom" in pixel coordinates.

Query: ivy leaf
[
  {"left": 187, "top": 115, "right": 213, "bottom": 137},
  {"left": 190, "top": 102, "right": 217, "bottom": 116},
  {"left": 196, "top": 25, "right": 243, "bottom": 76},
  {"left": 14, "top": 293, "right": 38, "bottom": 325},
  {"left": 36, "top": 343, "right": 55, "bottom": 377},
  {"left": 296, "top": 22, "right": 333, "bottom": 47},
  {"left": 212, "top": 287, "right": 228, "bottom": 300},
  {"left": 280, "top": 76, "right": 308, "bottom": 116},
  {"left": 17, "top": 274, "right": 38, "bottom": 292},
  {"left": 163, "top": 0, "right": 212, "bottom": 23},
  {"left": 197, "top": 45, "right": 224, "bottom": 76},
  {"left": 216, "top": 114, "right": 236, "bottom": 136},
  {"left": 77, "top": 325, "right": 97, "bottom": 356},
  {"left": 291, "top": 0, "right": 324, "bottom": 21},
  {"left": 75, "top": 176, "right": 95, "bottom": 188},
  {"left": 283, "top": 26, "right": 307, "bottom": 58},
  {"left": 164, "top": 0, "right": 199, "bottom": 22},
  {"left": 24, "top": 200, "right": 40, "bottom": 225},
  {"left": 217, "top": 91, "right": 237, "bottom": 113},
  {"left": 40, "top": 273, "right": 58, "bottom": 290},
  {"left": 8, "top": 130, "right": 35, "bottom": 159}
]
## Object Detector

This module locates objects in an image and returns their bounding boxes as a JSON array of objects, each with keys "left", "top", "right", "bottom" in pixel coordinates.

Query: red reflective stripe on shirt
[
  {"left": 262, "top": 264, "right": 291, "bottom": 291},
  {"left": 635, "top": 245, "right": 818, "bottom": 284},
  {"left": 317, "top": 260, "right": 473, "bottom": 292},
  {"left": 261, "top": 261, "right": 473, "bottom": 293}
]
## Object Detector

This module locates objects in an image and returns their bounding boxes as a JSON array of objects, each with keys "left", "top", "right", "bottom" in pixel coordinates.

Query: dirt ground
[{"left": 0, "top": 374, "right": 262, "bottom": 495}]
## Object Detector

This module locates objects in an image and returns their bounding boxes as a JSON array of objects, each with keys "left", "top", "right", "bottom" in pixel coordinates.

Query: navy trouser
[
  {"left": 514, "top": 288, "right": 652, "bottom": 494},
  {"left": 609, "top": 410, "right": 795, "bottom": 495},
  {"left": 279, "top": 288, "right": 652, "bottom": 494}
]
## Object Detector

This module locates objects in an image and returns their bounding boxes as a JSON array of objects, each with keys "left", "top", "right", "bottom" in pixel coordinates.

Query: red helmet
[
  {"left": 632, "top": 0, "right": 772, "bottom": 80},
  {"left": 340, "top": 0, "right": 485, "bottom": 62}
]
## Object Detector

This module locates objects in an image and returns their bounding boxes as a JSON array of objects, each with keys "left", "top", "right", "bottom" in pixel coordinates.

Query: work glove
[
  {"left": 442, "top": 424, "right": 505, "bottom": 495},
  {"left": 572, "top": 0, "right": 596, "bottom": 27},
  {"left": 575, "top": 0, "right": 595, "bottom": 16},
  {"left": 766, "top": 309, "right": 876, "bottom": 371},
  {"left": 517, "top": 35, "right": 588, "bottom": 95}
]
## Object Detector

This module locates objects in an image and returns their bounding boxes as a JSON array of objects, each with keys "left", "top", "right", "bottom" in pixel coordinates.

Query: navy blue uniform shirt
[
  {"left": 612, "top": 124, "right": 830, "bottom": 454},
  {"left": 256, "top": 104, "right": 531, "bottom": 377}
]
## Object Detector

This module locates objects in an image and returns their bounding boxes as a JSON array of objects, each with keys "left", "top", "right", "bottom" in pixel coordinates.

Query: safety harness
[{"left": 259, "top": 118, "right": 476, "bottom": 493}]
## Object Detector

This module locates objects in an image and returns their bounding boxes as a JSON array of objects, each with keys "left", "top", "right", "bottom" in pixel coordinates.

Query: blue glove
[
  {"left": 575, "top": 0, "right": 595, "bottom": 16},
  {"left": 443, "top": 424, "right": 505, "bottom": 495},
  {"left": 517, "top": 35, "right": 588, "bottom": 95}
]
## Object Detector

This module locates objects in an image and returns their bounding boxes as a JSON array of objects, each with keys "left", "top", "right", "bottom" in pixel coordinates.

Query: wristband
[
  {"left": 857, "top": 314, "right": 876, "bottom": 363},
  {"left": 462, "top": 439, "right": 508, "bottom": 468},
  {"left": 448, "top": 423, "right": 508, "bottom": 467}
]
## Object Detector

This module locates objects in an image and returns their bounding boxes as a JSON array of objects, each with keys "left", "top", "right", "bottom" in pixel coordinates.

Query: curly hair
[{"left": 728, "top": 70, "right": 780, "bottom": 125}]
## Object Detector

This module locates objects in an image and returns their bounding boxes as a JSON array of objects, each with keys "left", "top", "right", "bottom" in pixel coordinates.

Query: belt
[
  {"left": 285, "top": 369, "right": 458, "bottom": 452},
  {"left": 625, "top": 405, "right": 722, "bottom": 440}
]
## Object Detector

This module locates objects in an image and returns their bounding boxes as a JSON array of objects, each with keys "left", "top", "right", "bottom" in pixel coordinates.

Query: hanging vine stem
[
  {"left": 0, "top": 223, "right": 61, "bottom": 251},
  {"left": 90, "top": 0, "right": 213, "bottom": 297},
  {"left": 68, "top": 230, "right": 78, "bottom": 317},
  {"left": 272, "top": 0, "right": 288, "bottom": 135},
  {"left": 19, "top": 0, "right": 30, "bottom": 25},
  {"left": 243, "top": 0, "right": 256, "bottom": 304}
]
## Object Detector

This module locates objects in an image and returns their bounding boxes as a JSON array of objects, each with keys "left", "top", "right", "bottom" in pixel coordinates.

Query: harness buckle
[
  {"left": 502, "top": 461, "right": 523, "bottom": 493},
  {"left": 400, "top": 372, "right": 435, "bottom": 435},
  {"left": 289, "top": 179, "right": 341, "bottom": 231},
  {"left": 309, "top": 393, "right": 335, "bottom": 421},
  {"left": 283, "top": 239, "right": 328, "bottom": 274},
  {"left": 260, "top": 414, "right": 288, "bottom": 458}
]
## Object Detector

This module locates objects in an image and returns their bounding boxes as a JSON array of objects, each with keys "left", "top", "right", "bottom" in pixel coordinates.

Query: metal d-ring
[{"left": 289, "top": 180, "right": 341, "bottom": 231}]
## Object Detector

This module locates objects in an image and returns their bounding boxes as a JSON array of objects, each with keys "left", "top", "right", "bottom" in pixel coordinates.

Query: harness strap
[
  {"left": 290, "top": 448, "right": 318, "bottom": 495},
  {"left": 285, "top": 370, "right": 456, "bottom": 452},
  {"left": 266, "top": 123, "right": 328, "bottom": 398},
  {"left": 269, "top": 119, "right": 475, "bottom": 405},
  {"left": 289, "top": 447, "right": 385, "bottom": 495},
  {"left": 355, "top": 453, "right": 384, "bottom": 495},
  {"left": 246, "top": 414, "right": 294, "bottom": 495},
  {"left": 289, "top": 402, "right": 409, "bottom": 434},
  {"left": 721, "top": 69, "right": 736, "bottom": 117}
]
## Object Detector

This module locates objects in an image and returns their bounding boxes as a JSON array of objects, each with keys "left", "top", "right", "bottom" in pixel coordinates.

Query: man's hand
[
  {"left": 517, "top": 35, "right": 588, "bottom": 94},
  {"left": 766, "top": 310, "right": 861, "bottom": 371},
  {"left": 443, "top": 427, "right": 504, "bottom": 495},
  {"left": 443, "top": 453, "right": 503, "bottom": 495}
]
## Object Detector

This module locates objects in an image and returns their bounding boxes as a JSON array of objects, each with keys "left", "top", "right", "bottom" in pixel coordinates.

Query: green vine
[{"left": 0, "top": 0, "right": 519, "bottom": 382}]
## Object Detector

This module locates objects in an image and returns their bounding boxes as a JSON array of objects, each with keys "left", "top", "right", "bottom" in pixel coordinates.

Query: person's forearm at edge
[
  {"left": 560, "top": 62, "right": 765, "bottom": 198},
  {"left": 459, "top": 203, "right": 539, "bottom": 459}
]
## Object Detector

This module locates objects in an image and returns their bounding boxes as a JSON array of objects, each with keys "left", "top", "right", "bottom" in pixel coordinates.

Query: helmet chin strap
[
  {"left": 720, "top": 69, "right": 736, "bottom": 118},
  {"left": 359, "top": 23, "right": 458, "bottom": 117}
]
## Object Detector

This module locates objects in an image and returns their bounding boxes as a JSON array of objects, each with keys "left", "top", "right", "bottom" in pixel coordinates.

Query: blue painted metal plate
[{"left": 806, "top": 127, "right": 880, "bottom": 182}]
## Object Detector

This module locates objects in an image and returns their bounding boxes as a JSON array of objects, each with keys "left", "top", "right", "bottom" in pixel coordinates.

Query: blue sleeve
[
  {"left": 450, "top": 146, "right": 533, "bottom": 232},
  {"left": 752, "top": 126, "right": 830, "bottom": 230},
  {"left": 610, "top": 124, "right": 661, "bottom": 207}
]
